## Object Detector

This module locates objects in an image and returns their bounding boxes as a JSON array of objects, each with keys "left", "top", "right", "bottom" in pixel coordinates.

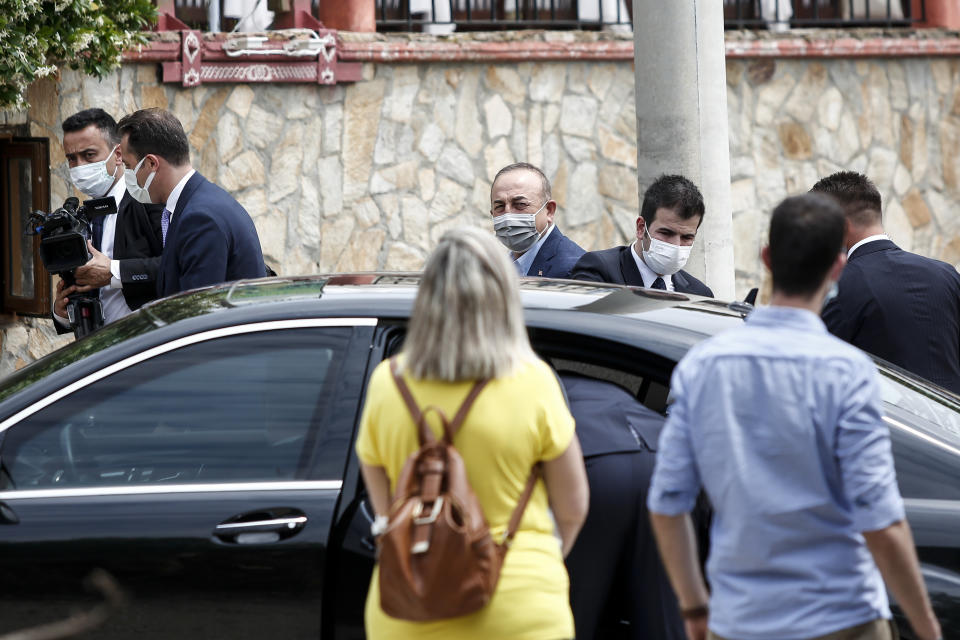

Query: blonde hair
[{"left": 403, "top": 227, "right": 536, "bottom": 382}]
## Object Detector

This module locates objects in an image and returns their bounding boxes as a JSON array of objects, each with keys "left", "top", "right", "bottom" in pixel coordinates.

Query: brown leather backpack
[{"left": 377, "top": 357, "right": 539, "bottom": 621}]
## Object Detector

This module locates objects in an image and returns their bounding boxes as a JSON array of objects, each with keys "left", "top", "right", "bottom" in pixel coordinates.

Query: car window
[
  {"left": 0, "top": 327, "right": 352, "bottom": 490},
  {"left": 878, "top": 369, "right": 960, "bottom": 500}
]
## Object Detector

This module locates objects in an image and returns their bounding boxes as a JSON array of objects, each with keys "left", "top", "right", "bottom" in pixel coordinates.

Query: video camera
[{"left": 26, "top": 196, "right": 116, "bottom": 339}]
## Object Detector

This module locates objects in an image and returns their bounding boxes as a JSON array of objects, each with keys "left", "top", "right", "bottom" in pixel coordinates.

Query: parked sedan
[{"left": 0, "top": 275, "right": 957, "bottom": 639}]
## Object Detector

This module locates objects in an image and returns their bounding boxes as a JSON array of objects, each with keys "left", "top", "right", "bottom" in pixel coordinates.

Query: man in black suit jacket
[
  {"left": 572, "top": 174, "right": 713, "bottom": 297},
  {"left": 812, "top": 171, "right": 960, "bottom": 394},
  {"left": 54, "top": 109, "right": 164, "bottom": 335},
  {"left": 562, "top": 373, "right": 685, "bottom": 640},
  {"left": 490, "top": 162, "right": 585, "bottom": 279},
  {"left": 117, "top": 109, "right": 265, "bottom": 298}
]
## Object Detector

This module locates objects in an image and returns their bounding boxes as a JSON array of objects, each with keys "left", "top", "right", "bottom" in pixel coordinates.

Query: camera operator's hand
[
  {"left": 54, "top": 279, "right": 79, "bottom": 320},
  {"left": 74, "top": 241, "right": 112, "bottom": 288}
]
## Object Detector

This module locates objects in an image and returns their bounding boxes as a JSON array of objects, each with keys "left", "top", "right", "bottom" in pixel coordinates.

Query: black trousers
[{"left": 565, "top": 450, "right": 685, "bottom": 640}]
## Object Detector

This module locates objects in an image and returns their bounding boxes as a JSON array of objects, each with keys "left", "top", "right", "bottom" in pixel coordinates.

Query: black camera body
[{"left": 26, "top": 196, "right": 116, "bottom": 339}]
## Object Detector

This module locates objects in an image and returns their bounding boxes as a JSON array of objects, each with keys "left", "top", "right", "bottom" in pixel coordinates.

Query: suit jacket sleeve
[
  {"left": 116, "top": 202, "right": 164, "bottom": 310},
  {"left": 175, "top": 211, "right": 230, "bottom": 291},
  {"left": 570, "top": 252, "right": 608, "bottom": 283}
]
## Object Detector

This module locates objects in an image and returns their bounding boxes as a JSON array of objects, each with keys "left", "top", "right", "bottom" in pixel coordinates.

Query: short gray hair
[
  {"left": 492, "top": 162, "right": 552, "bottom": 201},
  {"left": 403, "top": 227, "right": 535, "bottom": 381}
]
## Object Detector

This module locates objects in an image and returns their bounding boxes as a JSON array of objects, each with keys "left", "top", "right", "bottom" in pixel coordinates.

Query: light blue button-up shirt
[
  {"left": 648, "top": 306, "right": 905, "bottom": 640},
  {"left": 513, "top": 224, "right": 554, "bottom": 276}
]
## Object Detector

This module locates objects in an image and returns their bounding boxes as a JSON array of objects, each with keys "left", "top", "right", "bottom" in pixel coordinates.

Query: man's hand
[
  {"left": 73, "top": 241, "right": 111, "bottom": 288},
  {"left": 54, "top": 279, "right": 79, "bottom": 319}
]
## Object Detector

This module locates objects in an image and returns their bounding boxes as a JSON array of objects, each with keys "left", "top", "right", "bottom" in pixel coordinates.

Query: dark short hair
[
  {"left": 640, "top": 174, "right": 705, "bottom": 227},
  {"left": 116, "top": 108, "right": 190, "bottom": 167},
  {"left": 62, "top": 108, "right": 119, "bottom": 146},
  {"left": 492, "top": 162, "right": 552, "bottom": 201},
  {"left": 768, "top": 193, "right": 846, "bottom": 297},
  {"left": 809, "top": 171, "right": 882, "bottom": 226}
]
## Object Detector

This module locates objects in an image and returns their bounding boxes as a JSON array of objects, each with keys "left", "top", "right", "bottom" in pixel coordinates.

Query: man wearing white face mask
[
  {"left": 571, "top": 174, "right": 713, "bottom": 296},
  {"left": 490, "top": 162, "right": 585, "bottom": 279},
  {"left": 52, "top": 109, "right": 164, "bottom": 334},
  {"left": 117, "top": 108, "right": 265, "bottom": 297}
]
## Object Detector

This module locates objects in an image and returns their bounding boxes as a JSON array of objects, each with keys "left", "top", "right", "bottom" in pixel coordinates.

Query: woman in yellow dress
[{"left": 356, "top": 227, "right": 589, "bottom": 640}]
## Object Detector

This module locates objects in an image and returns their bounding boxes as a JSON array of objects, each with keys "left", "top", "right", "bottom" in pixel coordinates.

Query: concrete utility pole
[{"left": 631, "top": 0, "right": 736, "bottom": 300}]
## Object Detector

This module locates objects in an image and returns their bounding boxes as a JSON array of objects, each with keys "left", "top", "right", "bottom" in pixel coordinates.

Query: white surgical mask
[
  {"left": 124, "top": 156, "right": 156, "bottom": 204},
  {"left": 69, "top": 145, "right": 120, "bottom": 199},
  {"left": 642, "top": 228, "right": 693, "bottom": 276},
  {"left": 493, "top": 202, "right": 548, "bottom": 253}
]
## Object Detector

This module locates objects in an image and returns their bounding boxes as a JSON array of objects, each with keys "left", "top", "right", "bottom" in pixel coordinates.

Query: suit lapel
[
  {"left": 618, "top": 245, "right": 644, "bottom": 286},
  {"left": 113, "top": 191, "right": 134, "bottom": 258},
  {"left": 672, "top": 270, "right": 690, "bottom": 293},
  {"left": 529, "top": 227, "right": 561, "bottom": 276}
]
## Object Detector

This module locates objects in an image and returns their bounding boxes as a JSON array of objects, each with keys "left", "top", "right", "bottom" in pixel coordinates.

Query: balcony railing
[{"left": 161, "top": 0, "right": 925, "bottom": 33}]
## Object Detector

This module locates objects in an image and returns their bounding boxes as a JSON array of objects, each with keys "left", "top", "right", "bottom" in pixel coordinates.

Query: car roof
[{"left": 0, "top": 274, "right": 750, "bottom": 403}]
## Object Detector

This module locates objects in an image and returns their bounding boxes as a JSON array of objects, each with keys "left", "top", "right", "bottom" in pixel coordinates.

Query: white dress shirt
[
  {"left": 630, "top": 243, "right": 675, "bottom": 291},
  {"left": 847, "top": 234, "right": 889, "bottom": 259},
  {"left": 165, "top": 169, "right": 197, "bottom": 224}
]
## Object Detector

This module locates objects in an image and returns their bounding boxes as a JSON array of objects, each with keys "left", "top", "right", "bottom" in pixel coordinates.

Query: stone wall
[{"left": 2, "top": 41, "right": 960, "bottom": 375}]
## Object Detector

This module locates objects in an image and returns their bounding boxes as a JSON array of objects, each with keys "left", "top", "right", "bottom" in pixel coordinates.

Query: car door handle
[
  {"left": 214, "top": 516, "right": 307, "bottom": 534},
  {"left": 214, "top": 508, "right": 308, "bottom": 544}
]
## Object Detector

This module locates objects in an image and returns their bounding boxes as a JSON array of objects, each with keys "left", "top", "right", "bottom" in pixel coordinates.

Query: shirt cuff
[
  {"left": 852, "top": 481, "right": 906, "bottom": 532},
  {"left": 53, "top": 311, "right": 70, "bottom": 327},
  {"left": 647, "top": 486, "right": 699, "bottom": 516},
  {"left": 110, "top": 260, "right": 122, "bottom": 289}
]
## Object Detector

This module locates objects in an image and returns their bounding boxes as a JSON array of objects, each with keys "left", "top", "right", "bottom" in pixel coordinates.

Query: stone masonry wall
[{"left": 2, "top": 46, "right": 960, "bottom": 374}]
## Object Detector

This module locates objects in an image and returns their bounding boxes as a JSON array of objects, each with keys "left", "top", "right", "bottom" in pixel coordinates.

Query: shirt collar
[
  {"left": 847, "top": 234, "right": 889, "bottom": 259},
  {"left": 513, "top": 223, "right": 555, "bottom": 275},
  {"left": 106, "top": 176, "right": 126, "bottom": 211},
  {"left": 746, "top": 305, "right": 828, "bottom": 333},
  {"left": 630, "top": 243, "right": 673, "bottom": 290},
  {"left": 165, "top": 169, "right": 196, "bottom": 219}
]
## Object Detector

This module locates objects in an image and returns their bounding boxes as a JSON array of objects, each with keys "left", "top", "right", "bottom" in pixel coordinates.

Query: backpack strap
[
  {"left": 447, "top": 378, "right": 489, "bottom": 440},
  {"left": 390, "top": 357, "right": 436, "bottom": 445},
  {"left": 501, "top": 465, "right": 542, "bottom": 548},
  {"left": 389, "top": 357, "right": 489, "bottom": 445}
]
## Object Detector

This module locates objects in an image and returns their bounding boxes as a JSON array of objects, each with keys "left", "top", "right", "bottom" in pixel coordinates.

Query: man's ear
[
  {"left": 635, "top": 216, "right": 646, "bottom": 239},
  {"left": 545, "top": 200, "right": 557, "bottom": 224},
  {"left": 830, "top": 252, "right": 847, "bottom": 281},
  {"left": 760, "top": 245, "right": 772, "bottom": 272}
]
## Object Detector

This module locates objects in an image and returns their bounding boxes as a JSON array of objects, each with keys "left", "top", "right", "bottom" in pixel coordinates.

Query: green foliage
[{"left": 0, "top": 0, "right": 157, "bottom": 111}]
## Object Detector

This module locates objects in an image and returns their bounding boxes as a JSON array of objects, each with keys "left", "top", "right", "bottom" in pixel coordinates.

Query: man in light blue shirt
[{"left": 648, "top": 193, "right": 941, "bottom": 640}]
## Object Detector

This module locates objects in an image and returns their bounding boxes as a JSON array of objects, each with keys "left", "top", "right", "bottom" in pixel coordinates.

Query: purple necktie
[{"left": 161, "top": 208, "right": 171, "bottom": 247}]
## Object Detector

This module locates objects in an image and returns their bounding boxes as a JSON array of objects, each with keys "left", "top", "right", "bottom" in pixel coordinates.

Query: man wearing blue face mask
[
  {"left": 490, "top": 163, "right": 585, "bottom": 279},
  {"left": 52, "top": 109, "right": 164, "bottom": 334},
  {"left": 571, "top": 174, "right": 713, "bottom": 297}
]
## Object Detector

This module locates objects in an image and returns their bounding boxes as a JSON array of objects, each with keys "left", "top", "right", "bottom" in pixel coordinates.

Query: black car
[{"left": 0, "top": 275, "right": 957, "bottom": 639}]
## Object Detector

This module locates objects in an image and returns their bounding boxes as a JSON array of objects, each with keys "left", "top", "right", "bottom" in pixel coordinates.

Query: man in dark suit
[
  {"left": 571, "top": 174, "right": 713, "bottom": 297},
  {"left": 490, "top": 162, "right": 584, "bottom": 279},
  {"left": 812, "top": 171, "right": 960, "bottom": 394},
  {"left": 561, "top": 373, "right": 685, "bottom": 640},
  {"left": 116, "top": 109, "right": 265, "bottom": 298},
  {"left": 53, "top": 109, "right": 164, "bottom": 335}
]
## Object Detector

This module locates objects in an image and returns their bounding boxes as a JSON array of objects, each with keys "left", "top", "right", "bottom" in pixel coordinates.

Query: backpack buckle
[{"left": 412, "top": 497, "right": 444, "bottom": 525}]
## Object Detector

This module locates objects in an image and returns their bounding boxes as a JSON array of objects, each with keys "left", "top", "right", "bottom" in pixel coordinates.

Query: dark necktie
[
  {"left": 91, "top": 216, "right": 104, "bottom": 252},
  {"left": 651, "top": 277, "right": 667, "bottom": 290},
  {"left": 161, "top": 208, "right": 171, "bottom": 247}
]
